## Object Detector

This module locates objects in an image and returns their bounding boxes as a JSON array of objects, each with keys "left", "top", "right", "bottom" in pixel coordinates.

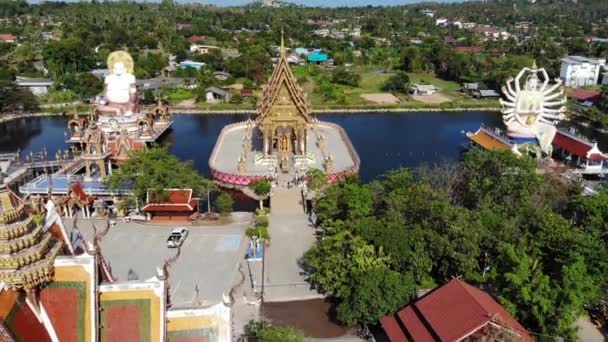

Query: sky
[{"left": 30, "top": 0, "right": 468, "bottom": 8}]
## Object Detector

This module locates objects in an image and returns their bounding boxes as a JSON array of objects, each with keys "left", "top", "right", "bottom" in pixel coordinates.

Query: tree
[
  {"left": 307, "top": 168, "right": 327, "bottom": 192},
  {"left": 303, "top": 230, "right": 390, "bottom": 298},
  {"left": 216, "top": 192, "right": 233, "bottom": 216},
  {"left": 336, "top": 269, "right": 416, "bottom": 326},
  {"left": 42, "top": 38, "right": 95, "bottom": 78},
  {"left": 0, "top": 80, "right": 37, "bottom": 113},
  {"left": 331, "top": 67, "right": 360, "bottom": 87},
  {"left": 55, "top": 72, "right": 103, "bottom": 99},
  {"left": 250, "top": 179, "right": 271, "bottom": 209},
  {"left": 381, "top": 71, "right": 409, "bottom": 92},
  {"left": 245, "top": 321, "right": 304, "bottom": 342},
  {"left": 105, "top": 147, "right": 211, "bottom": 205}
]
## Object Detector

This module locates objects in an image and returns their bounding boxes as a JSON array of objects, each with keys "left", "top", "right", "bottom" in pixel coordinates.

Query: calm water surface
[{"left": 4, "top": 112, "right": 603, "bottom": 182}]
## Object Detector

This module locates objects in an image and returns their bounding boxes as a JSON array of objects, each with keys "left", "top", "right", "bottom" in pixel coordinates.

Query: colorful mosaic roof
[
  {"left": 0, "top": 185, "right": 62, "bottom": 291},
  {"left": 0, "top": 290, "right": 52, "bottom": 341},
  {"left": 167, "top": 304, "right": 231, "bottom": 342}
]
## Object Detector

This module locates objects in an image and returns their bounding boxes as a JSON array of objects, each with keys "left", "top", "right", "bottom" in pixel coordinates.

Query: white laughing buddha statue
[{"left": 97, "top": 51, "right": 137, "bottom": 116}]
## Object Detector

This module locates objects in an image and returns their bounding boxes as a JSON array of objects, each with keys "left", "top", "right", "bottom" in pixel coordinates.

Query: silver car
[{"left": 166, "top": 227, "right": 189, "bottom": 248}]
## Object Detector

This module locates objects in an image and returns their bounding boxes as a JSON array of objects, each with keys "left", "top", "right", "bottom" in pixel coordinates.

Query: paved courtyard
[{"left": 73, "top": 213, "right": 252, "bottom": 308}]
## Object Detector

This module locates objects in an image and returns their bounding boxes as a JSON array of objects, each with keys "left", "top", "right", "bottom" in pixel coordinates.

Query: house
[
  {"left": 15, "top": 76, "right": 53, "bottom": 96},
  {"left": 472, "top": 25, "right": 511, "bottom": 41},
  {"left": 90, "top": 69, "right": 110, "bottom": 79},
  {"left": 189, "top": 44, "right": 219, "bottom": 54},
  {"left": 474, "top": 89, "right": 501, "bottom": 99},
  {"left": 462, "top": 22, "right": 477, "bottom": 29},
  {"left": 142, "top": 189, "right": 199, "bottom": 223},
  {"left": 240, "top": 88, "right": 253, "bottom": 97},
  {"left": 455, "top": 46, "right": 482, "bottom": 54},
  {"left": 462, "top": 82, "right": 479, "bottom": 93},
  {"left": 560, "top": 56, "right": 606, "bottom": 88},
  {"left": 380, "top": 279, "right": 531, "bottom": 342},
  {"left": 213, "top": 71, "right": 232, "bottom": 81},
  {"left": 188, "top": 35, "right": 206, "bottom": 43},
  {"left": 411, "top": 84, "right": 437, "bottom": 96},
  {"left": 287, "top": 54, "right": 301, "bottom": 64},
  {"left": 0, "top": 33, "right": 16, "bottom": 43},
  {"left": 206, "top": 86, "right": 230, "bottom": 103},
  {"left": 570, "top": 89, "right": 602, "bottom": 105},
  {"left": 602, "top": 71, "right": 608, "bottom": 85},
  {"left": 552, "top": 130, "right": 608, "bottom": 173},
  {"left": 312, "top": 29, "right": 330, "bottom": 37},
  {"left": 308, "top": 53, "right": 329, "bottom": 64},
  {"left": 420, "top": 9, "right": 435, "bottom": 18},
  {"left": 177, "top": 60, "right": 205, "bottom": 69},
  {"left": 176, "top": 23, "right": 192, "bottom": 30},
  {"left": 435, "top": 18, "right": 448, "bottom": 26}
]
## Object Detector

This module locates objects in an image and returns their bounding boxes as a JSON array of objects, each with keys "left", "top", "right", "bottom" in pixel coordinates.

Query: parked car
[
  {"left": 166, "top": 227, "right": 189, "bottom": 248},
  {"left": 123, "top": 212, "right": 147, "bottom": 222}
]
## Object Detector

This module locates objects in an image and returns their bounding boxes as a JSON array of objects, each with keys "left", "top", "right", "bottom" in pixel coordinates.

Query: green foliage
[
  {"left": 307, "top": 168, "right": 327, "bottom": 191},
  {"left": 216, "top": 192, "right": 233, "bottom": 216},
  {"left": 41, "top": 90, "right": 79, "bottom": 103},
  {"left": 0, "top": 80, "right": 37, "bottom": 113},
  {"left": 55, "top": 72, "right": 103, "bottom": 99},
  {"left": 304, "top": 230, "right": 391, "bottom": 298},
  {"left": 381, "top": 71, "right": 409, "bottom": 92},
  {"left": 306, "top": 150, "right": 608, "bottom": 333},
  {"left": 250, "top": 179, "right": 271, "bottom": 197},
  {"left": 246, "top": 226, "right": 269, "bottom": 241},
  {"left": 332, "top": 67, "right": 361, "bottom": 87},
  {"left": 165, "top": 88, "right": 195, "bottom": 102},
  {"left": 336, "top": 269, "right": 416, "bottom": 326},
  {"left": 105, "top": 147, "right": 211, "bottom": 204},
  {"left": 42, "top": 38, "right": 95, "bottom": 78},
  {"left": 245, "top": 321, "right": 304, "bottom": 342}
]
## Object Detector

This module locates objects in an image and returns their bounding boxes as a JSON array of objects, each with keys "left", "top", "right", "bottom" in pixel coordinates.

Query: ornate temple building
[
  {"left": 0, "top": 185, "right": 230, "bottom": 341},
  {"left": 65, "top": 51, "right": 172, "bottom": 178},
  {"left": 210, "top": 37, "right": 359, "bottom": 186}
]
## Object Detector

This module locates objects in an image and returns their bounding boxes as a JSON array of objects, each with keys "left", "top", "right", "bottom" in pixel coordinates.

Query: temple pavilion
[
  {"left": 210, "top": 37, "right": 359, "bottom": 187},
  {"left": 0, "top": 182, "right": 230, "bottom": 341}
]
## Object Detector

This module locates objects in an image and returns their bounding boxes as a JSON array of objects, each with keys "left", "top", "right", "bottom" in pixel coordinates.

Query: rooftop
[{"left": 381, "top": 279, "right": 531, "bottom": 342}]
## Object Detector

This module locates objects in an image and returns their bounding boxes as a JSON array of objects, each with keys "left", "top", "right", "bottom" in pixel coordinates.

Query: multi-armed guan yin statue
[{"left": 499, "top": 62, "right": 567, "bottom": 156}]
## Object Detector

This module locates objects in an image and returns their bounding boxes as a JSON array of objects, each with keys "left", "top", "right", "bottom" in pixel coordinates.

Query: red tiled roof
[
  {"left": 0, "top": 34, "right": 16, "bottom": 41},
  {"left": 40, "top": 287, "right": 79, "bottom": 342},
  {"left": 106, "top": 135, "right": 145, "bottom": 163},
  {"left": 70, "top": 182, "right": 95, "bottom": 204},
  {"left": 381, "top": 279, "right": 531, "bottom": 342},
  {"left": 105, "top": 304, "right": 141, "bottom": 341},
  {"left": 455, "top": 46, "right": 482, "bottom": 53},
  {"left": 2, "top": 291, "right": 52, "bottom": 342},
  {"left": 570, "top": 89, "right": 602, "bottom": 102},
  {"left": 188, "top": 35, "right": 206, "bottom": 43},
  {"left": 142, "top": 189, "right": 198, "bottom": 212},
  {"left": 553, "top": 130, "right": 608, "bottom": 161}
]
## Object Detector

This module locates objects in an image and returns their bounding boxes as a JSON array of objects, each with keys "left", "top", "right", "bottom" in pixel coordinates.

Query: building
[
  {"left": 0, "top": 33, "right": 16, "bottom": 43},
  {"left": 142, "top": 189, "right": 199, "bottom": 223},
  {"left": 213, "top": 71, "right": 232, "bottom": 81},
  {"left": 206, "top": 86, "right": 231, "bottom": 103},
  {"left": 472, "top": 25, "right": 511, "bottom": 41},
  {"left": 420, "top": 9, "right": 435, "bottom": 17},
  {"left": 552, "top": 129, "right": 608, "bottom": 174},
  {"left": 177, "top": 60, "right": 205, "bottom": 69},
  {"left": 570, "top": 89, "right": 602, "bottom": 108},
  {"left": 14, "top": 76, "right": 53, "bottom": 96},
  {"left": 308, "top": 53, "right": 329, "bottom": 64},
  {"left": 560, "top": 56, "right": 606, "bottom": 88},
  {"left": 0, "top": 189, "right": 230, "bottom": 341},
  {"left": 209, "top": 36, "right": 359, "bottom": 186},
  {"left": 466, "top": 126, "right": 515, "bottom": 152},
  {"left": 189, "top": 44, "right": 219, "bottom": 54},
  {"left": 410, "top": 84, "right": 437, "bottom": 96},
  {"left": 380, "top": 279, "right": 531, "bottom": 342},
  {"left": 473, "top": 89, "right": 501, "bottom": 99},
  {"left": 175, "top": 23, "right": 192, "bottom": 30}
]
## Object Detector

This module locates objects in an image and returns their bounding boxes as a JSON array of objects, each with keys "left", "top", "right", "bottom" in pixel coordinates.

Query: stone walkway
[{"left": 263, "top": 187, "right": 322, "bottom": 301}]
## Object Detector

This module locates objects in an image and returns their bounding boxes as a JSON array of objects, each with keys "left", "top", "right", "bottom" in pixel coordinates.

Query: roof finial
[
  {"left": 532, "top": 59, "right": 537, "bottom": 70},
  {"left": 280, "top": 26, "right": 285, "bottom": 57}
]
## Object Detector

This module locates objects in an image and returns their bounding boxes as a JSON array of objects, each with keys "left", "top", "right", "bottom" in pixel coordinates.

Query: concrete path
[{"left": 263, "top": 187, "right": 322, "bottom": 301}]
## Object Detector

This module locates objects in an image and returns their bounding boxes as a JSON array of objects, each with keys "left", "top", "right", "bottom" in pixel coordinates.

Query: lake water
[{"left": 0, "top": 111, "right": 513, "bottom": 181}]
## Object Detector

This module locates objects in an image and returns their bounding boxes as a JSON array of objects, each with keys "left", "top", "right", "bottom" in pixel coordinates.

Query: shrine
[
  {"left": 65, "top": 50, "right": 172, "bottom": 178},
  {"left": 209, "top": 35, "right": 359, "bottom": 187}
]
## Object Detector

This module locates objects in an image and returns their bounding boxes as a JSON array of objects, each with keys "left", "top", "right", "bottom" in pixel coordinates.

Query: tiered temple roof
[
  {"left": 0, "top": 184, "right": 62, "bottom": 291},
  {"left": 256, "top": 35, "right": 311, "bottom": 124}
]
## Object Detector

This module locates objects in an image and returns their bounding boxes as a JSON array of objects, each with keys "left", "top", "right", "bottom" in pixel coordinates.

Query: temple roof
[
  {"left": 553, "top": 130, "right": 608, "bottom": 161},
  {"left": 142, "top": 189, "right": 198, "bottom": 213},
  {"left": 466, "top": 127, "right": 513, "bottom": 151},
  {"left": 256, "top": 37, "right": 311, "bottom": 123},
  {"left": 380, "top": 279, "right": 531, "bottom": 342},
  {"left": 0, "top": 184, "right": 25, "bottom": 224}
]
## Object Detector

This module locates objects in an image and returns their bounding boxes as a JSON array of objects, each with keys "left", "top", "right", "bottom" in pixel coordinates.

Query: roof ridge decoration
[{"left": 255, "top": 35, "right": 311, "bottom": 124}]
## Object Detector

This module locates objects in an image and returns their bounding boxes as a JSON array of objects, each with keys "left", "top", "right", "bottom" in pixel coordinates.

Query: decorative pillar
[{"left": 108, "top": 160, "right": 113, "bottom": 175}]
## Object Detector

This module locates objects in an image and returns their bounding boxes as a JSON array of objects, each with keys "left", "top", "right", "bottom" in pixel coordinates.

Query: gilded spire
[{"left": 280, "top": 27, "right": 285, "bottom": 57}]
